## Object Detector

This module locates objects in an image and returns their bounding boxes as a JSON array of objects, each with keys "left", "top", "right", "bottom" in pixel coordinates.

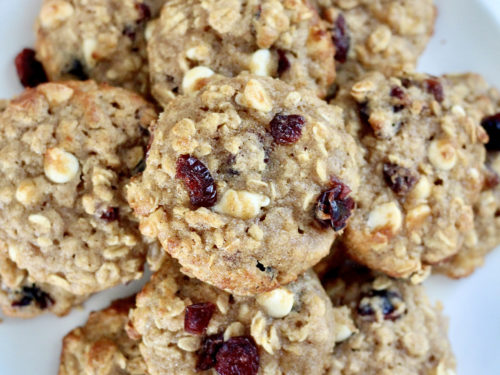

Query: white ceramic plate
[{"left": 0, "top": 0, "right": 499, "bottom": 374}]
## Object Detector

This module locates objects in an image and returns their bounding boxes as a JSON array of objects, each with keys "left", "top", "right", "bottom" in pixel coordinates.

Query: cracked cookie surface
[
  {"left": 311, "top": 0, "right": 436, "bottom": 85},
  {"left": 127, "top": 74, "right": 360, "bottom": 295},
  {"left": 0, "top": 81, "right": 157, "bottom": 296},
  {"left": 59, "top": 296, "right": 147, "bottom": 375},
  {"left": 321, "top": 261, "right": 455, "bottom": 375},
  {"left": 334, "top": 72, "right": 487, "bottom": 278},
  {"left": 35, "top": 0, "right": 166, "bottom": 95},
  {"left": 129, "top": 257, "right": 336, "bottom": 375},
  {"left": 148, "top": 0, "right": 335, "bottom": 106}
]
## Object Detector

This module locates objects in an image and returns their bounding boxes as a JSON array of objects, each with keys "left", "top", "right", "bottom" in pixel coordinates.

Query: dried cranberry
[
  {"left": 277, "top": 49, "right": 291, "bottom": 76},
  {"left": 424, "top": 78, "right": 444, "bottom": 103},
  {"left": 215, "top": 336, "right": 260, "bottom": 375},
  {"left": 184, "top": 302, "right": 216, "bottom": 335},
  {"left": 401, "top": 78, "right": 412, "bottom": 88},
  {"left": 65, "top": 59, "right": 88, "bottom": 80},
  {"left": 176, "top": 155, "right": 217, "bottom": 208},
  {"left": 481, "top": 113, "right": 500, "bottom": 150},
  {"left": 484, "top": 169, "right": 500, "bottom": 190},
  {"left": 270, "top": 114, "right": 306, "bottom": 145},
  {"left": 15, "top": 48, "right": 48, "bottom": 88},
  {"left": 315, "top": 177, "right": 355, "bottom": 231},
  {"left": 135, "top": 3, "right": 151, "bottom": 22},
  {"left": 100, "top": 207, "right": 119, "bottom": 222},
  {"left": 332, "top": 14, "right": 350, "bottom": 63},
  {"left": 123, "top": 25, "right": 137, "bottom": 41},
  {"left": 383, "top": 163, "right": 418, "bottom": 195},
  {"left": 390, "top": 86, "right": 405, "bottom": 100},
  {"left": 196, "top": 333, "right": 224, "bottom": 371},
  {"left": 12, "top": 284, "right": 54, "bottom": 310},
  {"left": 357, "top": 289, "right": 405, "bottom": 321}
]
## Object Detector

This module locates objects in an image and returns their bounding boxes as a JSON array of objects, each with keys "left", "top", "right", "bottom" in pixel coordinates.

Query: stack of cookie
[{"left": 1, "top": 0, "right": 498, "bottom": 374}]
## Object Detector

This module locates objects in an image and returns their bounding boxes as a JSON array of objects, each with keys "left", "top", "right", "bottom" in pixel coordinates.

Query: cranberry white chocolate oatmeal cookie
[
  {"left": 127, "top": 75, "right": 360, "bottom": 295},
  {"left": 335, "top": 72, "right": 488, "bottom": 278},
  {"left": 435, "top": 74, "right": 500, "bottom": 278},
  {"left": 311, "top": 0, "right": 436, "bottom": 85},
  {"left": 0, "top": 81, "right": 157, "bottom": 296},
  {"left": 59, "top": 296, "right": 147, "bottom": 375},
  {"left": 321, "top": 262, "right": 456, "bottom": 375},
  {"left": 0, "top": 251, "right": 86, "bottom": 318},
  {"left": 147, "top": 0, "right": 335, "bottom": 106},
  {"left": 128, "top": 258, "right": 336, "bottom": 375},
  {"left": 35, "top": 0, "right": 166, "bottom": 95}
]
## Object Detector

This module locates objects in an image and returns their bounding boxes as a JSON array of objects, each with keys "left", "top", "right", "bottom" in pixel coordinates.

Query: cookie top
[
  {"left": 127, "top": 74, "right": 360, "bottom": 295},
  {"left": 35, "top": 0, "right": 166, "bottom": 95},
  {"left": 435, "top": 74, "right": 500, "bottom": 278},
  {"left": 0, "top": 81, "right": 157, "bottom": 296},
  {"left": 148, "top": 0, "right": 335, "bottom": 106},
  {"left": 312, "top": 0, "right": 435, "bottom": 85},
  {"left": 0, "top": 251, "right": 85, "bottom": 318},
  {"left": 321, "top": 262, "right": 455, "bottom": 375},
  {"left": 335, "top": 72, "right": 488, "bottom": 278},
  {"left": 59, "top": 296, "right": 147, "bottom": 375},
  {"left": 129, "top": 258, "right": 336, "bottom": 375}
]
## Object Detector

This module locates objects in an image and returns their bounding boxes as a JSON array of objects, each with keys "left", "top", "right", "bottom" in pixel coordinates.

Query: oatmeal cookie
[
  {"left": 335, "top": 72, "right": 487, "bottom": 278},
  {"left": 35, "top": 0, "right": 166, "bottom": 95},
  {"left": 322, "top": 262, "right": 456, "bottom": 375},
  {"left": 435, "top": 74, "right": 500, "bottom": 278},
  {"left": 0, "top": 81, "right": 157, "bottom": 296},
  {"left": 59, "top": 296, "right": 147, "bottom": 375},
  {"left": 127, "top": 74, "right": 360, "bottom": 295},
  {"left": 312, "top": 0, "right": 435, "bottom": 85},
  {"left": 0, "top": 251, "right": 85, "bottom": 318},
  {"left": 148, "top": 0, "right": 335, "bottom": 106},
  {"left": 129, "top": 258, "right": 336, "bottom": 375}
]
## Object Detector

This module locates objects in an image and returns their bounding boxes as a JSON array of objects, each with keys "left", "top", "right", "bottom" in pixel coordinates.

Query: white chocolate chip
[
  {"left": 182, "top": 66, "right": 214, "bottom": 95},
  {"left": 367, "top": 202, "right": 402, "bottom": 234},
  {"left": 28, "top": 214, "right": 52, "bottom": 232},
  {"left": 16, "top": 180, "right": 40, "bottom": 205},
  {"left": 249, "top": 49, "right": 272, "bottom": 76},
  {"left": 39, "top": 0, "right": 74, "bottom": 28},
  {"left": 428, "top": 139, "right": 457, "bottom": 170},
  {"left": 215, "top": 189, "right": 270, "bottom": 220},
  {"left": 44, "top": 147, "right": 80, "bottom": 184},
  {"left": 241, "top": 79, "right": 273, "bottom": 112},
  {"left": 334, "top": 324, "right": 355, "bottom": 343},
  {"left": 82, "top": 38, "right": 97, "bottom": 67},
  {"left": 451, "top": 105, "right": 466, "bottom": 117},
  {"left": 256, "top": 287, "right": 294, "bottom": 318}
]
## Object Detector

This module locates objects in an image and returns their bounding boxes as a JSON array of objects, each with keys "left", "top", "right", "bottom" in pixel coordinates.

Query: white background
[{"left": 0, "top": 0, "right": 499, "bottom": 374}]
